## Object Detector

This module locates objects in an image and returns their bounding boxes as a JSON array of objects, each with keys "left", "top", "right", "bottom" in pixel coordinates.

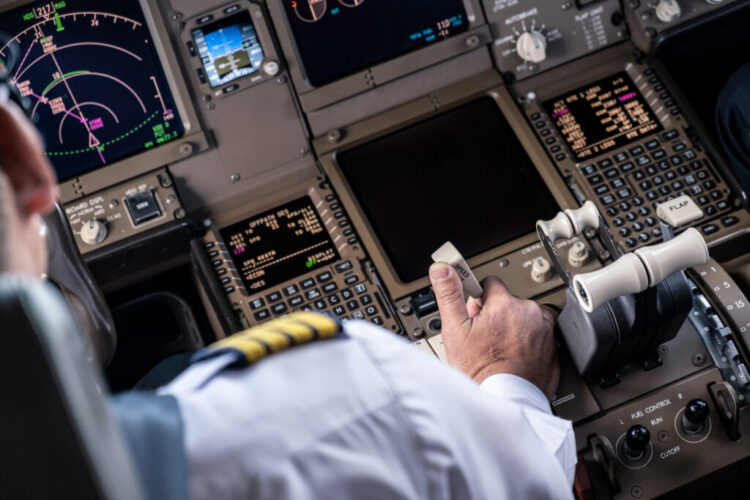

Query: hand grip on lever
[
  {"left": 572, "top": 228, "right": 709, "bottom": 313},
  {"left": 634, "top": 227, "right": 708, "bottom": 283},
  {"left": 565, "top": 201, "right": 600, "bottom": 235},
  {"left": 536, "top": 212, "right": 575, "bottom": 243}
]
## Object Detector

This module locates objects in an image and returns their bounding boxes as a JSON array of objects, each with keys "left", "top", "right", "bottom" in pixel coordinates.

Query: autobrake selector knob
[
  {"left": 655, "top": 0, "right": 682, "bottom": 23},
  {"left": 682, "top": 399, "right": 710, "bottom": 434},
  {"left": 624, "top": 425, "right": 650, "bottom": 461},
  {"left": 531, "top": 256, "right": 553, "bottom": 283},
  {"left": 516, "top": 30, "right": 547, "bottom": 64},
  {"left": 80, "top": 218, "right": 108, "bottom": 246}
]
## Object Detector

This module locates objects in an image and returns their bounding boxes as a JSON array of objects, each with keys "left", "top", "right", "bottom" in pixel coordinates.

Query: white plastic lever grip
[
  {"left": 573, "top": 254, "right": 649, "bottom": 313},
  {"left": 634, "top": 228, "right": 709, "bottom": 285},
  {"left": 431, "top": 242, "right": 484, "bottom": 298},
  {"left": 537, "top": 212, "right": 575, "bottom": 242},
  {"left": 565, "top": 201, "right": 600, "bottom": 235}
]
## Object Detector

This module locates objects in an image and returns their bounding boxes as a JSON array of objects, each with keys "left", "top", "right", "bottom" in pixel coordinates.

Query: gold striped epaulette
[{"left": 191, "top": 311, "right": 342, "bottom": 367}]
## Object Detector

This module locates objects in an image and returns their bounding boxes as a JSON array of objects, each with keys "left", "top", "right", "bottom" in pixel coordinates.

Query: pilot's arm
[{"left": 159, "top": 264, "right": 575, "bottom": 500}]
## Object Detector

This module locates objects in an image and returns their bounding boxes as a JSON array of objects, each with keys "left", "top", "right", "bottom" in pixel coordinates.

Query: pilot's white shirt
[{"left": 162, "top": 320, "right": 576, "bottom": 500}]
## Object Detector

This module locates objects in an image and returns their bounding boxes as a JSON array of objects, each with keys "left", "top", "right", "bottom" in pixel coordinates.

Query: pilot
[{"left": 1, "top": 82, "right": 576, "bottom": 498}]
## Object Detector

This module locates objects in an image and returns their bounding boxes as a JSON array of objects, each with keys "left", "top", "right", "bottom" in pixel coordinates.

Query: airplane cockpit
[{"left": 1, "top": 0, "right": 749, "bottom": 498}]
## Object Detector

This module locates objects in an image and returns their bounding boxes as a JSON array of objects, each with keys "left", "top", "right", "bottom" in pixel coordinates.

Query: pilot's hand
[{"left": 429, "top": 263, "right": 559, "bottom": 401}]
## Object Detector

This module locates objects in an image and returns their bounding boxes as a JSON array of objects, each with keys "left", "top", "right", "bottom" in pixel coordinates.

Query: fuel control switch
[
  {"left": 682, "top": 398, "right": 709, "bottom": 435},
  {"left": 624, "top": 425, "right": 650, "bottom": 461}
]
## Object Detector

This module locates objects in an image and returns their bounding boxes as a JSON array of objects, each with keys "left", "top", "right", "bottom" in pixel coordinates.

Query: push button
[{"left": 125, "top": 190, "right": 162, "bottom": 225}]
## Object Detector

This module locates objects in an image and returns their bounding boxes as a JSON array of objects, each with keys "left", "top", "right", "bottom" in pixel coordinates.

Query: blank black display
[
  {"left": 282, "top": 0, "right": 468, "bottom": 87},
  {"left": 220, "top": 197, "right": 340, "bottom": 293},
  {"left": 337, "top": 97, "right": 560, "bottom": 283}
]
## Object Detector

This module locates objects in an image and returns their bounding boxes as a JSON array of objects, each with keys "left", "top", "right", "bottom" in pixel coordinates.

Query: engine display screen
[
  {"left": 220, "top": 197, "right": 340, "bottom": 294},
  {"left": 337, "top": 97, "right": 560, "bottom": 284},
  {"left": 543, "top": 72, "right": 663, "bottom": 161},
  {"left": 282, "top": 0, "right": 468, "bottom": 87},
  {"left": 192, "top": 11, "right": 264, "bottom": 88},
  {"left": 0, "top": 0, "right": 184, "bottom": 181}
]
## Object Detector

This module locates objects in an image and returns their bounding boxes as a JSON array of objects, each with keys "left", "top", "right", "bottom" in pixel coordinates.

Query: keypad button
[
  {"left": 671, "top": 155, "right": 684, "bottom": 166},
  {"left": 212, "top": 259, "right": 223, "bottom": 268},
  {"left": 626, "top": 238, "right": 638, "bottom": 248},
  {"left": 645, "top": 217, "right": 656, "bottom": 226},
  {"left": 646, "top": 166, "right": 658, "bottom": 176},
  {"left": 691, "top": 186, "right": 704, "bottom": 196},
  {"left": 220, "top": 277, "right": 232, "bottom": 285},
  {"left": 614, "top": 152, "right": 629, "bottom": 163},
  {"left": 702, "top": 224, "right": 719, "bottom": 235},
  {"left": 619, "top": 201, "right": 631, "bottom": 211},
  {"left": 672, "top": 181, "right": 684, "bottom": 190},
  {"left": 208, "top": 250, "right": 219, "bottom": 259},
  {"left": 217, "top": 268, "right": 227, "bottom": 276},
  {"left": 284, "top": 284, "right": 299, "bottom": 297},
  {"left": 361, "top": 295, "right": 373, "bottom": 305},
  {"left": 620, "top": 227, "right": 631, "bottom": 237},
  {"left": 343, "top": 228, "right": 354, "bottom": 237},
  {"left": 341, "top": 289, "right": 354, "bottom": 300},
  {"left": 325, "top": 194, "right": 336, "bottom": 202},
  {"left": 626, "top": 212, "right": 637, "bottom": 222},
  {"left": 646, "top": 140, "right": 660, "bottom": 150},
  {"left": 611, "top": 178, "right": 626, "bottom": 189},
  {"left": 289, "top": 296, "right": 304, "bottom": 307},
  {"left": 636, "top": 155, "right": 651, "bottom": 167},
  {"left": 555, "top": 153, "right": 566, "bottom": 162},
  {"left": 328, "top": 294, "right": 341, "bottom": 305},
  {"left": 663, "top": 130, "right": 679, "bottom": 141},
  {"left": 334, "top": 211, "right": 345, "bottom": 219},
  {"left": 658, "top": 186, "right": 672, "bottom": 196},
  {"left": 703, "top": 180, "right": 716, "bottom": 190},
  {"left": 347, "top": 300, "right": 359, "bottom": 311},
  {"left": 620, "top": 162, "right": 635, "bottom": 173},
  {"left": 354, "top": 283, "right": 367, "bottom": 295},
  {"left": 365, "top": 306, "right": 377, "bottom": 317},
  {"left": 652, "top": 228, "right": 662, "bottom": 237},
  {"left": 550, "top": 145, "right": 562, "bottom": 153},
  {"left": 638, "top": 207, "right": 650, "bottom": 216},
  {"left": 224, "top": 286, "right": 235, "bottom": 294},
  {"left": 605, "top": 168, "right": 619, "bottom": 179},
  {"left": 352, "top": 311, "right": 365, "bottom": 320},
  {"left": 599, "top": 158, "right": 614, "bottom": 168},
  {"left": 690, "top": 161, "right": 703, "bottom": 171},
  {"left": 632, "top": 196, "right": 644, "bottom": 206},
  {"left": 652, "top": 149, "right": 667, "bottom": 160},
  {"left": 640, "top": 181, "right": 652, "bottom": 191},
  {"left": 347, "top": 237, "right": 358, "bottom": 245},
  {"left": 600, "top": 194, "right": 616, "bottom": 205},
  {"left": 670, "top": 108, "right": 680, "bottom": 115},
  {"left": 683, "top": 150, "right": 696, "bottom": 161},
  {"left": 345, "top": 275, "right": 359, "bottom": 285},
  {"left": 535, "top": 120, "right": 546, "bottom": 129},
  {"left": 322, "top": 282, "right": 338, "bottom": 294},
  {"left": 630, "top": 145, "right": 645, "bottom": 156},
  {"left": 653, "top": 176, "right": 664, "bottom": 186},
  {"left": 617, "top": 188, "right": 632, "bottom": 199},
  {"left": 647, "top": 191, "right": 658, "bottom": 201},
  {"left": 658, "top": 160, "right": 671, "bottom": 171},
  {"left": 613, "top": 217, "right": 625, "bottom": 226},
  {"left": 336, "top": 261, "right": 353, "bottom": 273},
  {"left": 717, "top": 200, "right": 729, "bottom": 211},
  {"left": 301, "top": 278, "right": 316, "bottom": 289},
  {"left": 272, "top": 303, "right": 288, "bottom": 315},
  {"left": 632, "top": 222, "right": 644, "bottom": 232},
  {"left": 338, "top": 220, "right": 349, "bottom": 228},
  {"left": 314, "top": 299, "right": 327, "bottom": 310},
  {"left": 697, "top": 195, "right": 709, "bottom": 205},
  {"left": 582, "top": 165, "right": 597, "bottom": 176},
  {"left": 333, "top": 306, "right": 346, "bottom": 316},
  {"left": 541, "top": 129, "right": 551, "bottom": 137},
  {"left": 267, "top": 291, "right": 282, "bottom": 303},
  {"left": 639, "top": 233, "right": 650, "bottom": 243},
  {"left": 665, "top": 171, "right": 677, "bottom": 181},
  {"left": 634, "top": 171, "right": 646, "bottom": 181},
  {"left": 589, "top": 174, "right": 604, "bottom": 185},
  {"left": 705, "top": 206, "right": 717, "bottom": 216},
  {"left": 696, "top": 170, "right": 709, "bottom": 180},
  {"left": 595, "top": 184, "right": 610, "bottom": 195},
  {"left": 306, "top": 289, "right": 322, "bottom": 300},
  {"left": 250, "top": 298, "right": 265, "bottom": 310},
  {"left": 721, "top": 216, "right": 739, "bottom": 227},
  {"left": 372, "top": 316, "right": 384, "bottom": 326},
  {"left": 316, "top": 271, "right": 333, "bottom": 283},
  {"left": 254, "top": 309, "right": 271, "bottom": 321},
  {"left": 607, "top": 207, "right": 619, "bottom": 217},
  {"left": 545, "top": 137, "right": 556, "bottom": 145}
]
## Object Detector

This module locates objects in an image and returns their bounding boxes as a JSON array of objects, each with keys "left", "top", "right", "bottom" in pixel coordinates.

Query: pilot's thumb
[{"left": 429, "top": 263, "right": 469, "bottom": 328}]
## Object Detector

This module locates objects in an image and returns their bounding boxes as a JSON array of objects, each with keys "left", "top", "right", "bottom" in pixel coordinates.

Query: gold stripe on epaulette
[{"left": 204, "top": 312, "right": 341, "bottom": 365}]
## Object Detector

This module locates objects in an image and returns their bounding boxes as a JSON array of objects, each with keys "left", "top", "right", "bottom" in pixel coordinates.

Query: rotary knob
[
  {"left": 568, "top": 241, "right": 590, "bottom": 268},
  {"left": 516, "top": 30, "right": 547, "bottom": 64},
  {"left": 624, "top": 425, "right": 650, "bottom": 461},
  {"left": 681, "top": 398, "right": 709, "bottom": 435},
  {"left": 80, "top": 218, "right": 108, "bottom": 246},
  {"left": 531, "top": 256, "right": 553, "bottom": 283},
  {"left": 655, "top": 0, "right": 681, "bottom": 23}
]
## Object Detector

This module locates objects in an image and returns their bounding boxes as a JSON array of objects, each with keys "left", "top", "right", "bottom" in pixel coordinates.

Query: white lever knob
[
  {"left": 655, "top": 0, "right": 681, "bottom": 23},
  {"left": 565, "top": 201, "right": 600, "bottom": 235},
  {"left": 573, "top": 254, "right": 649, "bottom": 313},
  {"left": 516, "top": 30, "right": 547, "bottom": 64},
  {"left": 634, "top": 228, "right": 708, "bottom": 284},
  {"left": 537, "top": 212, "right": 575, "bottom": 242}
]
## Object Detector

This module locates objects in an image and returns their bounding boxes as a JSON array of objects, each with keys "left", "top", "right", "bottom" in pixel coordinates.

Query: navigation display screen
[
  {"left": 543, "top": 72, "right": 663, "bottom": 161},
  {"left": 0, "top": 0, "right": 185, "bottom": 180},
  {"left": 220, "top": 197, "right": 340, "bottom": 294},
  {"left": 337, "top": 97, "right": 560, "bottom": 283},
  {"left": 192, "top": 11, "right": 264, "bottom": 88},
  {"left": 282, "top": 0, "right": 468, "bottom": 87}
]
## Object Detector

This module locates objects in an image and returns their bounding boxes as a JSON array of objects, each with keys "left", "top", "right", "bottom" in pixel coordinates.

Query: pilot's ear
[{"left": 0, "top": 97, "right": 58, "bottom": 216}]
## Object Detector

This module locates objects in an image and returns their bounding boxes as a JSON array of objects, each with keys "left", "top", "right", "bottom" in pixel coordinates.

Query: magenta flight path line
[{"left": 13, "top": 40, "right": 36, "bottom": 80}]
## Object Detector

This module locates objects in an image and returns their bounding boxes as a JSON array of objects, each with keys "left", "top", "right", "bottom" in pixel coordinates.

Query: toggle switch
[
  {"left": 624, "top": 425, "right": 650, "bottom": 461},
  {"left": 682, "top": 399, "right": 709, "bottom": 435}
]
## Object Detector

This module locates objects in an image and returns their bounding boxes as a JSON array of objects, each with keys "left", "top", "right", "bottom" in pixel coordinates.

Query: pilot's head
[{"left": 0, "top": 84, "right": 58, "bottom": 276}]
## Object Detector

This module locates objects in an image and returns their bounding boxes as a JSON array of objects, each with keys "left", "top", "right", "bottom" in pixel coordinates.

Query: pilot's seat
[{"left": 0, "top": 277, "right": 184, "bottom": 500}]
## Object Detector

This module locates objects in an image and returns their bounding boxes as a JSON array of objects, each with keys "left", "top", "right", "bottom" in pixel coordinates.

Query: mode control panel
[
  {"left": 64, "top": 168, "right": 183, "bottom": 254},
  {"left": 481, "top": 0, "right": 624, "bottom": 81},
  {"left": 202, "top": 182, "right": 402, "bottom": 334}
]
